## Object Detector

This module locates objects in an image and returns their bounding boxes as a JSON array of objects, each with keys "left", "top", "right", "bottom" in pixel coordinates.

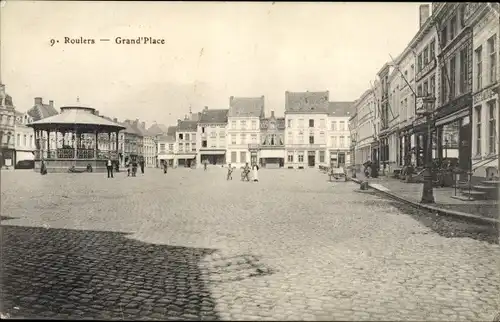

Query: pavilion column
[
  {"left": 73, "top": 131, "right": 78, "bottom": 159},
  {"left": 108, "top": 132, "right": 111, "bottom": 154},
  {"left": 116, "top": 131, "right": 119, "bottom": 163},
  {"left": 46, "top": 130, "right": 50, "bottom": 159},
  {"left": 95, "top": 130, "right": 98, "bottom": 160}
]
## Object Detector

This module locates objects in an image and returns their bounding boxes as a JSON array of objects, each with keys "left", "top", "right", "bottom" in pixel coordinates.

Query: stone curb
[{"left": 348, "top": 177, "right": 499, "bottom": 225}]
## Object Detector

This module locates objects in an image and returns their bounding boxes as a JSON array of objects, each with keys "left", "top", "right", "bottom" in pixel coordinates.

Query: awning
[
  {"left": 176, "top": 154, "right": 196, "bottom": 159},
  {"left": 157, "top": 155, "right": 174, "bottom": 160},
  {"left": 199, "top": 150, "right": 225, "bottom": 155},
  {"left": 260, "top": 149, "right": 285, "bottom": 158},
  {"left": 435, "top": 108, "right": 469, "bottom": 127}
]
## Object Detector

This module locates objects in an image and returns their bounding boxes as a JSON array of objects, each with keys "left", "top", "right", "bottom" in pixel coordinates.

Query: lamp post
[
  {"left": 420, "top": 96, "right": 436, "bottom": 204},
  {"left": 351, "top": 138, "right": 357, "bottom": 178}
]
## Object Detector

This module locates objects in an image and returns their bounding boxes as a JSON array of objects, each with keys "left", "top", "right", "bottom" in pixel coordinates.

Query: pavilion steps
[{"left": 451, "top": 180, "right": 500, "bottom": 201}]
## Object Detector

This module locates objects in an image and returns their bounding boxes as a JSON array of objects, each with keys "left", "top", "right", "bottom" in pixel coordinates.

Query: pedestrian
[
  {"left": 132, "top": 160, "right": 138, "bottom": 177},
  {"left": 227, "top": 163, "right": 233, "bottom": 180},
  {"left": 40, "top": 160, "right": 47, "bottom": 175},
  {"left": 140, "top": 158, "right": 145, "bottom": 174},
  {"left": 163, "top": 161, "right": 168, "bottom": 174},
  {"left": 203, "top": 159, "right": 208, "bottom": 171},
  {"left": 252, "top": 163, "right": 259, "bottom": 182},
  {"left": 127, "top": 160, "right": 132, "bottom": 177},
  {"left": 106, "top": 158, "right": 114, "bottom": 178},
  {"left": 242, "top": 162, "right": 251, "bottom": 181}
]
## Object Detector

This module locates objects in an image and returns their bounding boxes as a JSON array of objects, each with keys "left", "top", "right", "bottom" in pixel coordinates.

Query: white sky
[{"left": 1, "top": 1, "right": 426, "bottom": 127}]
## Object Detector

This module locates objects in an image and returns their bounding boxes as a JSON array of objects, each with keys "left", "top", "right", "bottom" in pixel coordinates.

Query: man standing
[
  {"left": 243, "top": 162, "right": 251, "bottom": 181},
  {"left": 139, "top": 157, "right": 145, "bottom": 174},
  {"left": 163, "top": 161, "right": 168, "bottom": 174},
  {"left": 106, "top": 158, "right": 114, "bottom": 178},
  {"left": 227, "top": 163, "right": 233, "bottom": 180}
]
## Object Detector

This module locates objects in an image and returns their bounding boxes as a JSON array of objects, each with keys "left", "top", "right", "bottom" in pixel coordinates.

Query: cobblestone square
[{"left": 1, "top": 168, "right": 499, "bottom": 320}]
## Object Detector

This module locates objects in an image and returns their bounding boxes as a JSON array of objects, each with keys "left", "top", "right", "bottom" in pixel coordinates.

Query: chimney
[
  {"left": 230, "top": 96, "right": 234, "bottom": 104},
  {"left": 204, "top": 106, "right": 208, "bottom": 111},
  {"left": 177, "top": 119, "right": 182, "bottom": 125},
  {"left": 198, "top": 112, "right": 202, "bottom": 119},
  {"left": 94, "top": 110, "right": 99, "bottom": 116},
  {"left": 271, "top": 110, "right": 275, "bottom": 118},
  {"left": 49, "top": 100, "right": 54, "bottom": 107},
  {"left": 34, "top": 97, "right": 43, "bottom": 105},
  {"left": 141, "top": 121, "right": 146, "bottom": 129},
  {"left": 113, "top": 118, "right": 118, "bottom": 123},
  {"left": 184, "top": 114, "right": 188, "bottom": 120},
  {"left": 419, "top": 4, "right": 430, "bottom": 28}
]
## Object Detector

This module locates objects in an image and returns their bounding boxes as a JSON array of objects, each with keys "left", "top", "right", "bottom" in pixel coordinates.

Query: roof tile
[
  {"left": 328, "top": 101, "right": 354, "bottom": 117},
  {"left": 199, "top": 109, "right": 228, "bottom": 123},
  {"left": 228, "top": 96, "right": 264, "bottom": 118},
  {"left": 285, "top": 91, "right": 329, "bottom": 114}
]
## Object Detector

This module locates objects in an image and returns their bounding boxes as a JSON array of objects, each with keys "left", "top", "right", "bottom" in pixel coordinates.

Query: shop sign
[{"left": 473, "top": 86, "right": 497, "bottom": 105}]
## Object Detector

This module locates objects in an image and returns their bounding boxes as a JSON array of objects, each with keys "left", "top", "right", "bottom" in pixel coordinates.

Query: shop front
[
  {"left": 176, "top": 153, "right": 197, "bottom": 168},
  {"left": 158, "top": 154, "right": 175, "bottom": 167},
  {"left": 199, "top": 149, "right": 226, "bottom": 165},
  {"left": 259, "top": 149, "right": 284, "bottom": 169}
]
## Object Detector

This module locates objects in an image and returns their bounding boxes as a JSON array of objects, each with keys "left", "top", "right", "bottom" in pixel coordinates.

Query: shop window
[
  {"left": 287, "top": 152, "right": 294, "bottom": 162},
  {"left": 475, "top": 106, "right": 482, "bottom": 155},
  {"left": 488, "top": 100, "right": 497, "bottom": 154}
]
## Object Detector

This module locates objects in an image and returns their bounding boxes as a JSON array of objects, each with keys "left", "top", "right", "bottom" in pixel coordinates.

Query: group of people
[
  {"left": 106, "top": 158, "right": 146, "bottom": 178},
  {"left": 226, "top": 162, "right": 259, "bottom": 182}
]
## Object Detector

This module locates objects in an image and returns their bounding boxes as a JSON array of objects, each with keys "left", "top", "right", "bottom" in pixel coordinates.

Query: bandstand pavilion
[{"left": 27, "top": 103, "right": 125, "bottom": 173}]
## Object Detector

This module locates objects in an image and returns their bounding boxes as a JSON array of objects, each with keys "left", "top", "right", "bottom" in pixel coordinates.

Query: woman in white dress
[{"left": 252, "top": 164, "right": 259, "bottom": 182}]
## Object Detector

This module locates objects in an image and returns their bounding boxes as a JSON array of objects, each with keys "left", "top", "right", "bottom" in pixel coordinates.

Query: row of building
[
  {"left": 157, "top": 92, "right": 353, "bottom": 169},
  {"left": 349, "top": 3, "right": 500, "bottom": 181},
  {"left": 0, "top": 85, "right": 353, "bottom": 170}
]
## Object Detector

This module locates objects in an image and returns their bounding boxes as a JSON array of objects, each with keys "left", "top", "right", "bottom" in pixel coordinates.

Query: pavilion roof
[{"left": 26, "top": 106, "right": 126, "bottom": 132}]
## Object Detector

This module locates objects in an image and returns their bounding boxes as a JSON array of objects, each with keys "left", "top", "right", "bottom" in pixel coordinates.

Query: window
[
  {"left": 240, "top": 134, "right": 246, "bottom": 144},
  {"left": 210, "top": 132, "right": 216, "bottom": 138},
  {"left": 191, "top": 133, "right": 196, "bottom": 141},
  {"left": 192, "top": 143, "right": 196, "bottom": 151},
  {"left": 417, "top": 85, "right": 423, "bottom": 97},
  {"left": 449, "top": 15, "right": 457, "bottom": 41},
  {"left": 430, "top": 39, "right": 436, "bottom": 59},
  {"left": 201, "top": 126, "right": 205, "bottom": 134},
  {"left": 202, "top": 140, "right": 207, "bottom": 148},
  {"left": 251, "top": 134, "right": 257, "bottom": 143},
  {"left": 489, "top": 100, "right": 497, "bottom": 154},
  {"left": 476, "top": 46, "right": 483, "bottom": 90},
  {"left": 404, "top": 70, "right": 408, "bottom": 81},
  {"left": 423, "top": 81, "right": 429, "bottom": 96},
  {"left": 340, "top": 121, "right": 345, "bottom": 131},
  {"left": 330, "top": 136, "right": 334, "bottom": 147},
  {"left": 231, "top": 134, "right": 236, "bottom": 144},
  {"left": 287, "top": 119, "right": 292, "bottom": 128},
  {"left": 319, "top": 151, "right": 325, "bottom": 163},
  {"left": 459, "top": 48, "right": 469, "bottom": 94},
  {"left": 459, "top": 5, "right": 466, "bottom": 28},
  {"left": 298, "top": 151, "right": 304, "bottom": 163},
  {"left": 240, "top": 151, "right": 246, "bottom": 163},
  {"left": 331, "top": 121, "right": 336, "bottom": 131},
  {"left": 16, "top": 134, "right": 20, "bottom": 145},
  {"left": 231, "top": 151, "right": 237, "bottom": 163},
  {"left": 476, "top": 106, "right": 482, "bottom": 155},
  {"left": 319, "top": 131, "right": 325, "bottom": 143},
  {"left": 178, "top": 133, "right": 183, "bottom": 140},
  {"left": 251, "top": 120, "right": 257, "bottom": 130},
  {"left": 309, "top": 134, "right": 314, "bottom": 144},
  {"left": 287, "top": 132, "right": 292, "bottom": 144},
  {"left": 298, "top": 119, "right": 304, "bottom": 128},
  {"left": 309, "top": 119, "right": 314, "bottom": 128},
  {"left": 298, "top": 132, "right": 304, "bottom": 144},
  {"left": 169, "top": 144, "right": 174, "bottom": 151},
  {"left": 30, "top": 135, "right": 33, "bottom": 147},
  {"left": 287, "top": 152, "right": 294, "bottom": 162},
  {"left": 23, "top": 135, "right": 27, "bottom": 146},
  {"left": 340, "top": 136, "right": 345, "bottom": 147},
  {"left": 423, "top": 46, "right": 429, "bottom": 65},
  {"left": 417, "top": 54, "right": 423, "bottom": 72},
  {"left": 241, "top": 120, "right": 246, "bottom": 129},
  {"left": 441, "top": 26, "right": 448, "bottom": 47},
  {"left": 219, "top": 131, "right": 225, "bottom": 138},
  {"left": 319, "top": 119, "right": 325, "bottom": 128},
  {"left": 159, "top": 143, "right": 165, "bottom": 151},
  {"left": 179, "top": 143, "right": 184, "bottom": 152},
  {"left": 449, "top": 55, "right": 456, "bottom": 98},
  {"left": 185, "top": 133, "right": 190, "bottom": 141},
  {"left": 488, "top": 36, "right": 497, "bottom": 84},
  {"left": 231, "top": 120, "right": 236, "bottom": 129},
  {"left": 332, "top": 136, "right": 337, "bottom": 147},
  {"left": 430, "top": 75, "right": 436, "bottom": 98}
]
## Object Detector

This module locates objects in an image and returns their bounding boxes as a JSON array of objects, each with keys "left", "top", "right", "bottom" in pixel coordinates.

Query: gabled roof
[
  {"left": 328, "top": 101, "right": 354, "bottom": 117},
  {"left": 285, "top": 91, "right": 329, "bottom": 114},
  {"left": 199, "top": 109, "right": 228, "bottom": 124},
  {"left": 145, "top": 123, "right": 169, "bottom": 136},
  {"left": 27, "top": 102, "right": 58, "bottom": 121},
  {"left": 167, "top": 126, "right": 177, "bottom": 136},
  {"left": 228, "top": 96, "right": 265, "bottom": 118},
  {"left": 177, "top": 120, "right": 198, "bottom": 132},
  {"left": 158, "top": 134, "right": 176, "bottom": 142},
  {"left": 121, "top": 121, "right": 143, "bottom": 136}
]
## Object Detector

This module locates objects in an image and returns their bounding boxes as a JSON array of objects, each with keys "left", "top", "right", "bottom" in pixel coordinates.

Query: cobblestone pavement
[{"left": 1, "top": 168, "right": 500, "bottom": 320}]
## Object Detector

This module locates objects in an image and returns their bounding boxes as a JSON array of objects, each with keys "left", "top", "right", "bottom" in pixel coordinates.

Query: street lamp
[
  {"left": 418, "top": 96, "right": 436, "bottom": 204},
  {"left": 351, "top": 138, "right": 357, "bottom": 178}
]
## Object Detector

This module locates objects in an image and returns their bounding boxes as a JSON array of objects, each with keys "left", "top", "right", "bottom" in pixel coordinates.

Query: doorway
[
  {"left": 338, "top": 152, "right": 346, "bottom": 167},
  {"left": 458, "top": 117, "right": 471, "bottom": 180},
  {"left": 307, "top": 151, "right": 315, "bottom": 167}
]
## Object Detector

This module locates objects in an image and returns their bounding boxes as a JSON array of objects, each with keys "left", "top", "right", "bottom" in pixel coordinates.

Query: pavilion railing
[{"left": 35, "top": 148, "right": 116, "bottom": 160}]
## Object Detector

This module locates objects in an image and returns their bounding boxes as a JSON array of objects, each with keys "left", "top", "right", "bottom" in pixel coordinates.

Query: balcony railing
[{"left": 35, "top": 148, "right": 116, "bottom": 160}]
